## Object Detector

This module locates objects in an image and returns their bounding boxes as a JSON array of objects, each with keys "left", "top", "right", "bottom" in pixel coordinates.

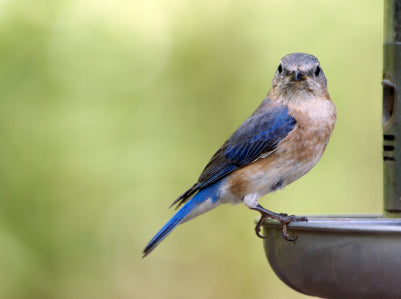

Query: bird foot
[{"left": 252, "top": 204, "right": 307, "bottom": 240}]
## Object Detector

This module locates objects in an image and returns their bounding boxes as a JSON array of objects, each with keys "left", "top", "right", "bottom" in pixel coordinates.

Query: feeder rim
[{"left": 261, "top": 214, "right": 401, "bottom": 233}]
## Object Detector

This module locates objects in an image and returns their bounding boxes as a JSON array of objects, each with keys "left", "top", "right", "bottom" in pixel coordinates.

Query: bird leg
[{"left": 251, "top": 204, "right": 308, "bottom": 241}]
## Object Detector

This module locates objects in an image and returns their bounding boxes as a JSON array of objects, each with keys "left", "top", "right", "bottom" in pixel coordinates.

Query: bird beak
[{"left": 294, "top": 69, "right": 303, "bottom": 81}]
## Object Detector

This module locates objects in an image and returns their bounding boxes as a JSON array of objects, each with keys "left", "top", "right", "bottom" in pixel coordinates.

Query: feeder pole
[{"left": 383, "top": 0, "right": 401, "bottom": 216}]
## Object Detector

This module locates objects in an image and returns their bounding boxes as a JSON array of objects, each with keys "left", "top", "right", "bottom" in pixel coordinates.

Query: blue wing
[{"left": 171, "top": 99, "right": 296, "bottom": 208}]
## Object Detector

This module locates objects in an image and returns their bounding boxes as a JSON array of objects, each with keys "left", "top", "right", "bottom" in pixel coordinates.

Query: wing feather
[{"left": 171, "top": 100, "right": 296, "bottom": 208}]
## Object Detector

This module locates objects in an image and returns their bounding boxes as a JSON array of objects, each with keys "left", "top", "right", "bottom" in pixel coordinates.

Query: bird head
[{"left": 271, "top": 53, "right": 327, "bottom": 98}]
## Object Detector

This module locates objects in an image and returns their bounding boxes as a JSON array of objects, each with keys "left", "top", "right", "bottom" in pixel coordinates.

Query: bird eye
[
  {"left": 315, "top": 66, "right": 321, "bottom": 76},
  {"left": 277, "top": 64, "right": 283, "bottom": 74}
]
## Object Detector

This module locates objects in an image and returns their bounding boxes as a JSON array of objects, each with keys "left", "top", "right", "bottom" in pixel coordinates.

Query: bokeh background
[{"left": 0, "top": 0, "right": 382, "bottom": 298}]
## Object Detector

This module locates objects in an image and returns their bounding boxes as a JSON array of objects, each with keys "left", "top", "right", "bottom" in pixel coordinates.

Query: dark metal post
[{"left": 383, "top": 0, "right": 401, "bottom": 215}]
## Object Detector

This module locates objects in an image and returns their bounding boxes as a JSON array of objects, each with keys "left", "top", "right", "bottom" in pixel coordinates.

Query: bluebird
[{"left": 143, "top": 53, "right": 336, "bottom": 257}]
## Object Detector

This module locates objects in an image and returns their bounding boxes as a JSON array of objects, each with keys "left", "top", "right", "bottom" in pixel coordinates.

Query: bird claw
[
  {"left": 252, "top": 205, "right": 308, "bottom": 241},
  {"left": 254, "top": 214, "right": 268, "bottom": 238},
  {"left": 279, "top": 215, "right": 307, "bottom": 241},
  {"left": 255, "top": 228, "right": 266, "bottom": 239},
  {"left": 281, "top": 222, "right": 297, "bottom": 241}
]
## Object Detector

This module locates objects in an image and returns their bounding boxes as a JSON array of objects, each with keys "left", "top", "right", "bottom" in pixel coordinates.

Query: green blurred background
[{"left": 0, "top": 0, "right": 382, "bottom": 298}]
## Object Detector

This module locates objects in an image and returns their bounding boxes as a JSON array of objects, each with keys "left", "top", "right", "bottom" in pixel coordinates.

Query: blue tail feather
[
  {"left": 143, "top": 179, "right": 225, "bottom": 257},
  {"left": 142, "top": 199, "right": 196, "bottom": 257}
]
